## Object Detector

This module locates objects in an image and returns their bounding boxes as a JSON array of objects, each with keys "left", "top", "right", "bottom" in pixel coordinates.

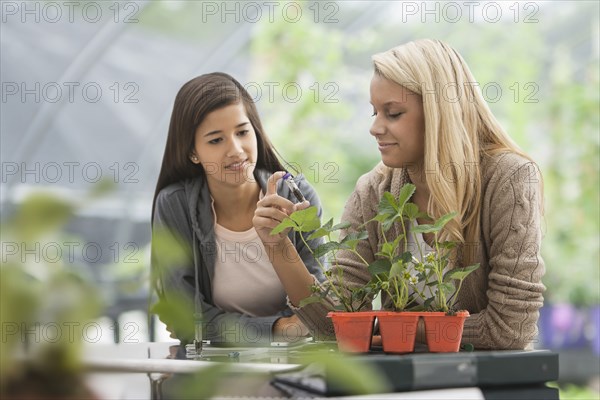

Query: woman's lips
[
  {"left": 225, "top": 160, "right": 248, "bottom": 171},
  {"left": 377, "top": 142, "right": 398, "bottom": 151}
]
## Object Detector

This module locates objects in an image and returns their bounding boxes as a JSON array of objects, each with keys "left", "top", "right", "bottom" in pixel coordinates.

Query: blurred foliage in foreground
[
  {"left": 549, "top": 382, "right": 600, "bottom": 400},
  {"left": 1, "top": 188, "right": 108, "bottom": 397}
]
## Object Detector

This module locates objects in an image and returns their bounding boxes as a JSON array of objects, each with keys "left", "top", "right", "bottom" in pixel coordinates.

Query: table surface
[
  {"left": 82, "top": 342, "right": 557, "bottom": 399},
  {"left": 84, "top": 341, "right": 304, "bottom": 399},
  {"left": 84, "top": 341, "right": 302, "bottom": 373}
]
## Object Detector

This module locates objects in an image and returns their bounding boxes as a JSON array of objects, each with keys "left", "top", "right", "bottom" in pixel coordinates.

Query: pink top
[{"left": 210, "top": 197, "right": 287, "bottom": 317}]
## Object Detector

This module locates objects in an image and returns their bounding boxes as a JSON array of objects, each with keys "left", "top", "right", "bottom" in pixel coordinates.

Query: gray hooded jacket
[{"left": 152, "top": 169, "right": 325, "bottom": 345}]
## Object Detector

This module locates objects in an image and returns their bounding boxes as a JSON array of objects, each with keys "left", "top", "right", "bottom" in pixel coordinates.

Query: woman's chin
[{"left": 380, "top": 157, "right": 403, "bottom": 169}]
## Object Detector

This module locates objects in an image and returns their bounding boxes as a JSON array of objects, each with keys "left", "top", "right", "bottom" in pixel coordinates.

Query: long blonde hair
[{"left": 372, "top": 39, "right": 538, "bottom": 266}]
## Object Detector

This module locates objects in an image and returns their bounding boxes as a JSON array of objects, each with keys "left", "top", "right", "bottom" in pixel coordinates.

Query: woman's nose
[
  {"left": 369, "top": 117, "right": 385, "bottom": 137},
  {"left": 226, "top": 138, "right": 244, "bottom": 157}
]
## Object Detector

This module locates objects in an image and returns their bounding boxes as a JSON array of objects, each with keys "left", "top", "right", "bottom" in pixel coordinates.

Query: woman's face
[
  {"left": 191, "top": 102, "right": 258, "bottom": 188},
  {"left": 369, "top": 74, "right": 426, "bottom": 169}
]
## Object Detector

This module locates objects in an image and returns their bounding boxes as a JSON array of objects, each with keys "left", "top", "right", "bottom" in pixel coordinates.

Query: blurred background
[{"left": 1, "top": 0, "right": 599, "bottom": 397}]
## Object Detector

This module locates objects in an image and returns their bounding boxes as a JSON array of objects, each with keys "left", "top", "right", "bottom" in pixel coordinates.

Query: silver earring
[{"left": 191, "top": 155, "right": 198, "bottom": 163}]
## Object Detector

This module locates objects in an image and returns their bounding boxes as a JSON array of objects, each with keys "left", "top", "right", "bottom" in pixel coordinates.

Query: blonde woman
[{"left": 253, "top": 39, "right": 545, "bottom": 350}]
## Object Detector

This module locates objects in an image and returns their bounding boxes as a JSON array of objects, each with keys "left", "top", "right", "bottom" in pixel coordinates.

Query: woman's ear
[{"left": 189, "top": 151, "right": 199, "bottom": 164}]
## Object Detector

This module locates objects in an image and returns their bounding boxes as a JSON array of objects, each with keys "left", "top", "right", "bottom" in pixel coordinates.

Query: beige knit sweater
[{"left": 292, "top": 152, "right": 546, "bottom": 350}]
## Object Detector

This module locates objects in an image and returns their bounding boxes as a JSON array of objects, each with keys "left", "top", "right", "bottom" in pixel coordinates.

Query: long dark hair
[{"left": 151, "top": 72, "right": 284, "bottom": 222}]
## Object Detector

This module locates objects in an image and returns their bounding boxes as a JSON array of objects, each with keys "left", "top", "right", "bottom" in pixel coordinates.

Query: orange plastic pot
[
  {"left": 422, "top": 311, "right": 469, "bottom": 352},
  {"left": 327, "top": 311, "right": 376, "bottom": 352},
  {"left": 376, "top": 311, "right": 420, "bottom": 353}
]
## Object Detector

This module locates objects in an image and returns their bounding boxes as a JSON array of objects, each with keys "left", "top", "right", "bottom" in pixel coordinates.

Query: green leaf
[
  {"left": 439, "top": 282, "right": 455, "bottom": 295},
  {"left": 271, "top": 217, "right": 296, "bottom": 235},
  {"left": 378, "top": 192, "right": 399, "bottom": 215},
  {"left": 423, "top": 297, "right": 435, "bottom": 309},
  {"left": 367, "top": 259, "right": 391, "bottom": 276},
  {"left": 332, "top": 221, "right": 352, "bottom": 231},
  {"left": 389, "top": 261, "right": 405, "bottom": 279},
  {"left": 175, "top": 363, "right": 232, "bottom": 399},
  {"left": 381, "top": 216, "right": 399, "bottom": 232},
  {"left": 307, "top": 218, "right": 333, "bottom": 240},
  {"left": 298, "top": 295, "right": 325, "bottom": 307},
  {"left": 402, "top": 202, "right": 420, "bottom": 220},
  {"left": 411, "top": 224, "right": 439, "bottom": 234},
  {"left": 367, "top": 278, "right": 383, "bottom": 290},
  {"left": 351, "top": 288, "right": 368, "bottom": 301},
  {"left": 434, "top": 211, "right": 458, "bottom": 229},
  {"left": 307, "top": 229, "right": 328, "bottom": 240},
  {"left": 377, "top": 242, "right": 396, "bottom": 259},
  {"left": 289, "top": 205, "right": 318, "bottom": 224},
  {"left": 314, "top": 241, "right": 342, "bottom": 258},
  {"left": 307, "top": 219, "right": 352, "bottom": 240},
  {"left": 340, "top": 231, "right": 368, "bottom": 250},
  {"left": 370, "top": 214, "right": 391, "bottom": 224},
  {"left": 396, "top": 184, "right": 416, "bottom": 210},
  {"left": 437, "top": 241, "right": 458, "bottom": 250},
  {"left": 443, "top": 264, "right": 480, "bottom": 281},
  {"left": 290, "top": 206, "right": 321, "bottom": 232},
  {"left": 312, "top": 283, "right": 333, "bottom": 301},
  {"left": 392, "top": 234, "right": 405, "bottom": 248},
  {"left": 296, "top": 354, "right": 391, "bottom": 395},
  {"left": 417, "top": 211, "right": 431, "bottom": 219},
  {"left": 88, "top": 178, "right": 116, "bottom": 198},
  {"left": 13, "top": 193, "right": 74, "bottom": 239},
  {"left": 152, "top": 227, "right": 191, "bottom": 268},
  {"left": 399, "top": 251, "right": 413, "bottom": 264},
  {"left": 150, "top": 294, "right": 195, "bottom": 341}
]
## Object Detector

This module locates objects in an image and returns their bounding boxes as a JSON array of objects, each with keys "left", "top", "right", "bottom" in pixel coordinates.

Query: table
[
  {"left": 83, "top": 342, "right": 300, "bottom": 399},
  {"left": 83, "top": 342, "right": 559, "bottom": 399}
]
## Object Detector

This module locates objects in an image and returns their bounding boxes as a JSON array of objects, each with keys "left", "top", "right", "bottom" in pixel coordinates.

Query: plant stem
[
  {"left": 409, "top": 281, "right": 427, "bottom": 304},
  {"left": 298, "top": 231, "right": 348, "bottom": 311},
  {"left": 394, "top": 284, "right": 399, "bottom": 310},
  {"left": 448, "top": 279, "right": 463, "bottom": 310},
  {"left": 350, "top": 249, "right": 371, "bottom": 267},
  {"left": 300, "top": 232, "right": 326, "bottom": 272},
  {"left": 380, "top": 224, "right": 388, "bottom": 245},
  {"left": 401, "top": 216, "right": 408, "bottom": 253},
  {"left": 433, "top": 232, "right": 448, "bottom": 312}
]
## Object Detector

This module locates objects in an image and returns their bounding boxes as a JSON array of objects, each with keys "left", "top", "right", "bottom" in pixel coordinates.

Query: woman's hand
[
  {"left": 273, "top": 314, "right": 310, "bottom": 341},
  {"left": 253, "top": 171, "right": 309, "bottom": 247}
]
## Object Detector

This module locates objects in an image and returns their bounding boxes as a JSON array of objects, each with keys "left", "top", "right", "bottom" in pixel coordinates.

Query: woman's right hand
[
  {"left": 253, "top": 171, "right": 309, "bottom": 247},
  {"left": 273, "top": 314, "right": 310, "bottom": 341}
]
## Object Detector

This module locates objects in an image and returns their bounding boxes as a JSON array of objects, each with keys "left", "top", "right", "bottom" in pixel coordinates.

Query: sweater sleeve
[
  {"left": 152, "top": 187, "right": 288, "bottom": 346},
  {"left": 461, "top": 160, "right": 546, "bottom": 349}
]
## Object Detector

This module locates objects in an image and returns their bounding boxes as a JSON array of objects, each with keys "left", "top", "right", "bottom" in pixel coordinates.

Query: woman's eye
[
  {"left": 237, "top": 130, "right": 249, "bottom": 136},
  {"left": 371, "top": 111, "right": 377, "bottom": 117},
  {"left": 208, "top": 138, "right": 222, "bottom": 144},
  {"left": 389, "top": 112, "right": 403, "bottom": 119}
]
